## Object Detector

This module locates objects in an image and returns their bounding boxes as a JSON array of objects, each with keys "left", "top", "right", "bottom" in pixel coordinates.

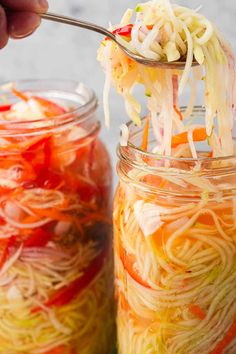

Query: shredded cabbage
[
  {"left": 0, "top": 87, "right": 115, "bottom": 353},
  {"left": 98, "top": 0, "right": 236, "bottom": 158},
  {"left": 100, "top": 1, "right": 236, "bottom": 353}
]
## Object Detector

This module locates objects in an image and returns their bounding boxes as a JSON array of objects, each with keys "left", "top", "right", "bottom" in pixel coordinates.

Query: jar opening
[
  {"left": 117, "top": 109, "right": 236, "bottom": 198},
  {"left": 0, "top": 79, "right": 99, "bottom": 137},
  {"left": 118, "top": 108, "right": 236, "bottom": 174}
]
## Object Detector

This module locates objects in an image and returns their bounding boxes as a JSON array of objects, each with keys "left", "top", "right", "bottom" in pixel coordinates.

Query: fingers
[
  {"left": 0, "top": 0, "right": 48, "bottom": 48},
  {"left": 7, "top": 11, "right": 41, "bottom": 39},
  {"left": 0, "top": 6, "right": 8, "bottom": 48},
  {"left": 0, "top": 0, "right": 48, "bottom": 13}
]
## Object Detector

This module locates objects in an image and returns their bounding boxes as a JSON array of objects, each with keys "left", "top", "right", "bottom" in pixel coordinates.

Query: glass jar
[
  {"left": 0, "top": 80, "right": 115, "bottom": 354},
  {"left": 114, "top": 112, "right": 236, "bottom": 354}
]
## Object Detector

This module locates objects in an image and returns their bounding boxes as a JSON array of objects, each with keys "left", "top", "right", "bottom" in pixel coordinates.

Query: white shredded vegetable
[{"left": 98, "top": 0, "right": 236, "bottom": 158}]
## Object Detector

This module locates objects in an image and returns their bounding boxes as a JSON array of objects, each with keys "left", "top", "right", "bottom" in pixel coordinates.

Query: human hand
[{"left": 0, "top": 0, "right": 48, "bottom": 48}]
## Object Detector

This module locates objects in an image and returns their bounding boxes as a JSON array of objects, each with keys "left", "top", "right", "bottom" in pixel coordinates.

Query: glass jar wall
[
  {"left": 0, "top": 80, "right": 115, "bottom": 354},
  {"left": 114, "top": 113, "right": 236, "bottom": 354}
]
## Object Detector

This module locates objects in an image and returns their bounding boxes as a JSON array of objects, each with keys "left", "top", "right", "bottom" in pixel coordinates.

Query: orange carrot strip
[
  {"left": 119, "top": 291, "right": 131, "bottom": 312},
  {"left": 141, "top": 116, "right": 150, "bottom": 151},
  {"left": 150, "top": 225, "right": 179, "bottom": 252},
  {"left": 44, "top": 346, "right": 76, "bottom": 354},
  {"left": 143, "top": 174, "right": 163, "bottom": 187},
  {"left": 30, "top": 209, "right": 72, "bottom": 222},
  {"left": 171, "top": 128, "right": 207, "bottom": 148},
  {"left": 189, "top": 305, "right": 206, "bottom": 320},
  {"left": 119, "top": 240, "right": 151, "bottom": 288},
  {"left": 151, "top": 227, "right": 165, "bottom": 249},
  {"left": 0, "top": 236, "right": 16, "bottom": 270},
  {"left": 143, "top": 174, "right": 169, "bottom": 191},
  {"left": 210, "top": 320, "right": 236, "bottom": 354},
  {"left": 12, "top": 88, "right": 28, "bottom": 102},
  {"left": 173, "top": 105, "right": 183, "bottom": 121},
  {"left": 208, "top": 151, "right": 213, "bottom": 158},
  {"left": 159, "top": 179, "right": 168, "bottom": 189},
  {"left": 0, "top": 133, "right": 52, "bottom": 152},
  {"left": 197, "top": 213, "right": 215, "bottom": 226}
]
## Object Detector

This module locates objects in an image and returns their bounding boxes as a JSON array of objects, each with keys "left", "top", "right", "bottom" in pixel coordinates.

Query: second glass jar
[
  {"left": 114, "top": 115, "right": 236, "bottom": 354},
  {"left": 0, "top": 80, "right": 115, "bottom": 354}
]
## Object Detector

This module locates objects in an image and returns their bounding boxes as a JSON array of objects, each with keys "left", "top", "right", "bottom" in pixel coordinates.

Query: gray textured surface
[{"left": 0, "top": 0, "right": 236, "bottom": 174}]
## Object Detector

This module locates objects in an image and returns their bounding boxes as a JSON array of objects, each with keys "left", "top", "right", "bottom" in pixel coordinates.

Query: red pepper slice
[
  {"left": 22, "top": 136, "right": 51, "bottom": 161},
  {"left": 210, "top": 320, "right": 236, "bottom": 354},
  {"left": 112, "top": 24, "right": 134, "bottom": 37},
  {"left": 11, "top": 88, "right": 66, "bottom": 116},
  {"left": 22, "top": 136, "right": 53, "bottom": 173},
  {"left": 105, "top": 24, "right": 134, "bottom": 40},
  {"left": 189, "top": 304, "right": 206, "bottom": 320},
  {"left": 32, "top": 243, "right": 109, "bottom": 312},
  {"left": 0, "top": 186, "right": 13, "bottom": 196},
  {"left": 44, "top": 346, "right": 77, "bottom": 354},
  {"left": 24, "top": 228, "right": 53, "bottom": 248},
  {"left": 76, "top": 179, "right": 99, "bottom": 203},
  {"left": 112, "top": 24, "right": 153, "bottom": 36},
  {"left": 32, "top": 96, "right": 66, "bottom": 117},
  {"left": 0, "top": 236, "right": 16, "bottom": 270},
  {"left": 119, "top": 239, "right": 151, "bottom": 288},
  {"left": 0, "top": 104, "right": 12, "bottom": 112},
  {"left": 106, "top": 24, "right": 154, "bottom": 41},
  {"left": 36, "top": 170, "right": 63, "bottom": 189}
]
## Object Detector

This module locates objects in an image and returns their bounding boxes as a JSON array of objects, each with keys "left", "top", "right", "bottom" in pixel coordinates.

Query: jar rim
[
  {"left": 0, "top": 79, "right": 98, "bottom": 136},
  {"left": 119, "top": 107, "right": 236, "bottom": 166},
  {"left": 117, "top": 108, "right": 236, "bottom": 192}
]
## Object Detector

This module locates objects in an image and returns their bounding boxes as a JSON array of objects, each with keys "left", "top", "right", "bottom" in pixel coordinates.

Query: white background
[{"left": 1, "top": 0, "right": 236, "bottom": 175}]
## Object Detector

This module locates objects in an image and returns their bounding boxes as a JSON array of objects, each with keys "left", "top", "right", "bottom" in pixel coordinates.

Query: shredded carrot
[
  {"left": 44, "top": 346, "right": 72, "bottom": 354},
  {"left": 189, "top": 304, "right": 206, "bottom": 320},
  {"left": 119, "top": 239, "right": 151, "bottom": 288},
  {"left": 143, "top": 174, "right": 163, "bottom": 186},
  {"left": 159, "top": 179, "right": 168, "bottom": 189},
  {"left": 30, "top": 209, "right": 72, "bottom": 222},
  {"left": 173, "top": 105, "right": 183, "bottom": 121},
  {"left": 197, "top": 213, "right": 215, "bottom": 226},
  {"left": 143, "top": 174, "right": 168, "bottom": 190},
  {"left": 119, "top": 291, "right": 131, "bottom": 312},
  {"left": 150, "top": 227, "right": 165, "bottom": 250},
  {"left": 210, "top": 320, "right": 236, "bottom": 354},
  {"left": 141, "top": 116, "right": 150, "bottom": 151},
  {"left": 150, "top": 225, "right": 178, "bottom": 253},
  {"left": 0, "top": 133, "right": 52, "bottom": 152},
  {"left": 208, "top": 151, "right": 213, "bottom": 158},
  {"left": 171, "top": 127, "right": 207, "bottom": 148},
  {"left": 12, "top": 88, "right": 28, "bottom": 102},
  {"left": 0, "top": 236, "right": 16, "bottom": 270}
]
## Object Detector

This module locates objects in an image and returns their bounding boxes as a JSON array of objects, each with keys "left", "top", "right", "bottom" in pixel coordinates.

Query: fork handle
[{"left": 41, "top": 12, "right": 115, "bottom": 40}]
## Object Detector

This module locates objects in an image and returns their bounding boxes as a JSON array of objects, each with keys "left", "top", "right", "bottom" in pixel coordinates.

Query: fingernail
[
  {"left": 9, "top": 15, "right": 41, "bottom": 39},
  {"left": 13, "top": 30, "right": 34, "bottom": 39}
]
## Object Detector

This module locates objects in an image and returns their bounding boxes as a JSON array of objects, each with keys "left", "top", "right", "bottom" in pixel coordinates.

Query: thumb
[{"left": 8, "top": 12, "right": 41, "bottom": 39}]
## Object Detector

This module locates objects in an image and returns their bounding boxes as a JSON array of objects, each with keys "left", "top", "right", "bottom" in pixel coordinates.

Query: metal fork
[{"left": 41, "top": 12, "right": 198, "bottom": 69}]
